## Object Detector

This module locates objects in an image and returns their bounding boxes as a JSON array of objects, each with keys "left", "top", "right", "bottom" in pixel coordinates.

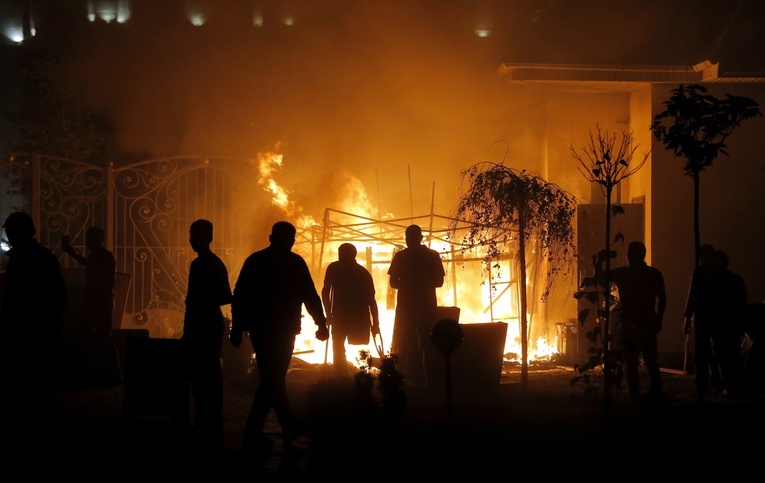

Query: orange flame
[
  {"left": 254, "top": 148, "right": 560, "bottom": 369},
  {"left": 255, "top": 148, "right": 316, "bottom": 228}
]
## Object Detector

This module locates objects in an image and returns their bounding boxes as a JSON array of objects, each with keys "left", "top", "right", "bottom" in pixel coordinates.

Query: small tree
[
  {"left": 570, "top": 125, "right": 647, "bottom": 407},
  {"left": 450, "top": 159, "right": 577, "bottom": 390},
  {"left": 650, "top": 84, "right": 761, "bottom": 268},
  {"left": 8, "top": 51, "right": 112, "bottom": 164}
]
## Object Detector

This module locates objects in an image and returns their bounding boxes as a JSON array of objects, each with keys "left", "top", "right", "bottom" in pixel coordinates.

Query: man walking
[
  {"left": 182, "top": 219, "right": 232, "bottom": 444},
  {"left": 229, "top": 221, "right": 328, "bottom": 454}
]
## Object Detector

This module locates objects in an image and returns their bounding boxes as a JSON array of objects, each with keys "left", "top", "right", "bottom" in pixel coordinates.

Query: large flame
[
  {"left": 253, "top": 148, "right": 560, "bottom": 370},
  {"left": 255, "top": 148, "right": 317, "bottom": 229}
]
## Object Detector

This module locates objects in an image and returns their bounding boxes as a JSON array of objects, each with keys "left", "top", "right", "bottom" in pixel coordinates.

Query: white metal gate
[{"left": 1, "top": 154, "right": 259, "bottom": 337}]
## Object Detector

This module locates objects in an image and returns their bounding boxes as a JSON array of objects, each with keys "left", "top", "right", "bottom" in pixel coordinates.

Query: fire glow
[{"left": 253, "top": 148, "right": 561, "bottom": 370}]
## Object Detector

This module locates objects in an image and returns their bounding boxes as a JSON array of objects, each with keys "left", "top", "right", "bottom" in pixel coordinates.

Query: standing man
[
  {"left": 230, "top": 221, "right": 328, "bottom": 454},
  {"left": 710, "top": 249, "right": 747, "bottom": 398},
  {"left": 388, "top": 224, "right": 445, "bottom": 388},
  {"left": 684, "top": 243, "right": 725, "bottom": 403},
  {"left": 1, "top": 212, "right": 67, "bottom": 451},
  {"left": 605, "top": 241, "right": 667, "bottom": 406},
  {"left": 62, "top": 226, "right": 120, "bottom": 387},
  {"left": 181, "top": 219, "right": 232, "bottom": 444},
  {"left": 321, "top": 243, "right": 380, "bottom": 378}
]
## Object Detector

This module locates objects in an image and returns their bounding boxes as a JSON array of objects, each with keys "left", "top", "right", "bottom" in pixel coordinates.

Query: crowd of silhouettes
[{"left": 3, "top": 208, "right": 761, "bottom": 465}]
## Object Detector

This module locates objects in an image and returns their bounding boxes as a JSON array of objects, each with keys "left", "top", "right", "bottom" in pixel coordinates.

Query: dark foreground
[{"left": 49, "top": 361, "right": 764, "bottom": 481}]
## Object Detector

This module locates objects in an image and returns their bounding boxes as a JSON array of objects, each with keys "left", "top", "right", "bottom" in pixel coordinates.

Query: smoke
[
  {"left": 57, "top": 3, "right": 475, "bottom": 218},
  {"left": 51, "top": 0, "right": 735, "bottom": 220}
]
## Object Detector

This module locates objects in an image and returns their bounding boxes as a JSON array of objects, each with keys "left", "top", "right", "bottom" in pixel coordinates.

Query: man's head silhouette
[
  {"left": 338, "top": 243, "right": 357, "bottom": 261},
  {"left": 626, "top": 241, "right": 646, "bottom": 265},
  {"left": 2, "top": 212, "right": 35, "bottom": 248},
  {"left": 405, "top": 224, "right": 423, "bottom": 248},
  {"left": 189, "top": 219, "right": 213, "bottom": 253},
  {"left": 269, "top": 221, "right": 296, "bottom": 251}
]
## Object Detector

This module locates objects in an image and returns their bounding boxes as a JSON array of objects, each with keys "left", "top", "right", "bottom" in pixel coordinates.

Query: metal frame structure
[{"left": 313, "top": 208, "right": 523, "bottom": 327}]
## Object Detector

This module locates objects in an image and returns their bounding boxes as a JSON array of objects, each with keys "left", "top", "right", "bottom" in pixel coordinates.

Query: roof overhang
[{"left": 496, "top": 60, "right": 765, "bottom": 92}]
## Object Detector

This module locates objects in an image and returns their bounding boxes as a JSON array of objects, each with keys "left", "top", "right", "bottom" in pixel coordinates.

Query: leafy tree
[
  {"left": 450, "top": 159, "right": 577, "bottom": 390},
  {"left": 570, "top": 125, "right": 648, "bottom": 406},
  {"left": 650, "top": 84, "right": 761, "bottom": 268},
  {"left": 7, "top": 50, "right": 112, "bottom": 164}
]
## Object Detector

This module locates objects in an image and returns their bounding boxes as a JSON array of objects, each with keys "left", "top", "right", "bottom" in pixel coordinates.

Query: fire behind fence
[{"left": 0, "top": 152, "right": 563, "bottom": 366}]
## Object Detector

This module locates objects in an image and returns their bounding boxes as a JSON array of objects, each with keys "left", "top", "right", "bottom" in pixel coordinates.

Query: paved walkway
[{"left": 45, "top": 362, "right": 765, "bottom": 481}]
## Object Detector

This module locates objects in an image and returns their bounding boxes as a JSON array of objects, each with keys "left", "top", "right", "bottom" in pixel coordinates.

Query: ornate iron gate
[
  {"left": 1, "top": 154, "right": 259, "bottom": 337},
  {"left": 110, "top": 156, "right": 259, "bottom": 336},
  {"left": 0, "top": 153, "right": 108, "bottom": 267}
]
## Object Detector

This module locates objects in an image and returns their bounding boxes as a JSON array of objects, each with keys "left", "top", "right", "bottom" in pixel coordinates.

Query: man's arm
[
  {"left": 321, "top": 282, "right": 334, "bottom": 333},
  {"left": 61, "top": 236, "right": 88, "bottom": 266},
  {"left": 321, "top": 265, "right": 333, "bottom": 318},
  {"left": 298, "top": 259, "right": 328, "bottom": 341},
  {"left": 430, "top": 250, "right": 445, "bottom": 288},
  {"left": 388, "top": 251, "right": 401, "bottom": 289},
  {"left": 229, "top": 258, "right": 253, "bottom": 348},
  {"left": 656, "top": 271, "right": 667, "bottom": 330},
  {"left": 214, "top": 258, "right": 233, "bottom": 307},
  {"left": 308, "top": 301, "right": 329, "bottom": 342},
  {"left": 434, "top": 268, "right": 445, "bottom": 288},
  {"left": 369, "top": 295, "right": 380, "bottom": 335},
  {"left": 682, "top": 270, "right": 695, "bottom": 334}
]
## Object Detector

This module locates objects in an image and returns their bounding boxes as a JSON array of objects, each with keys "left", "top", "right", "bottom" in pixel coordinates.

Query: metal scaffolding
[{"left": 296, "top": 207, "right": 522, "bottom": 327}]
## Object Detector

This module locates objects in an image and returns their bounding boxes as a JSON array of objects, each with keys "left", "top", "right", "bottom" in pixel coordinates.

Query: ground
[{"left": 49, "top": 359, "right": 764, "bottom": 481}]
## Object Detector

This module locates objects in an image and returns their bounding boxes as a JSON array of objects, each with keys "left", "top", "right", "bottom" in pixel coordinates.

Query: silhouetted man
[
  {"left": 62, "top": 226, "right": 121, "bottom": 387},
  {"left": 182, "top": 219, "right": 232, "bottom": 444},
  {"left": 321, "top": 243, "right": 380, "bottom": 377},
  {"left": 605, "top": 241, "right": 666, "bottom": 405},
  {"left": 388, "top": 224, "right": 445, "bottom": 388},
  {"left": 710, "top": 249, "right": 747, "bottom": 397},
  {"left": 684, "top": 243, "right": 725, "bottom": 403},
  {"left": 1, "top": 211, "right": 67, "bottom": 451},
  {"left": 230, "top": 221, "right": 328, "bottom": 455}
]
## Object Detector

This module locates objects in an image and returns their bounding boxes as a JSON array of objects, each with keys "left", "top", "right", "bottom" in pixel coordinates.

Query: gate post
[
  {"left": 107, "top": 162, "right": 115, "bottom": 251},
  {"left": 31, "top": 153, "right": 40, "bottom": 230}
]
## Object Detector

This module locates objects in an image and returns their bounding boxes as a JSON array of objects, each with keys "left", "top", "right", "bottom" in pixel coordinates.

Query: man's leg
[
  {"left": 622, "top": 348, "right": 641, "bottom": 403},
  {"left": 270, "top": 336, "right": 299, "bottom": 440},
  {"left": 693, "top": 327, "right": 712, "bottom": 402},
  {"left": 418, "top": 322, "right": 441, "bottom": 389},
  {"left": 332, "top": 326, "right": 349, "bottom": 377},
  {"left": 713, "top": 330, "right": 745, "bottom": 396},
  {"left": 393, "top": 319, "right": 422, "bottom": 385},
  {"left": 198, "top": 350, "right": 224, "bottom": 437},
  {"left": 242, "top": 339, "right": 279, "bottom": 453},
  {"left": 709, "top": 342, "right": 724, "bottom": 395},
  {"left": 641, "top": 332, "right": 663, "bottom": 398}
]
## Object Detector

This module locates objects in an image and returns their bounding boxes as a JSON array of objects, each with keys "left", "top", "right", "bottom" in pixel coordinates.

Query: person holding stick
[{"left": 321, "top": 243, "right": 380, "bottom": 378}]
